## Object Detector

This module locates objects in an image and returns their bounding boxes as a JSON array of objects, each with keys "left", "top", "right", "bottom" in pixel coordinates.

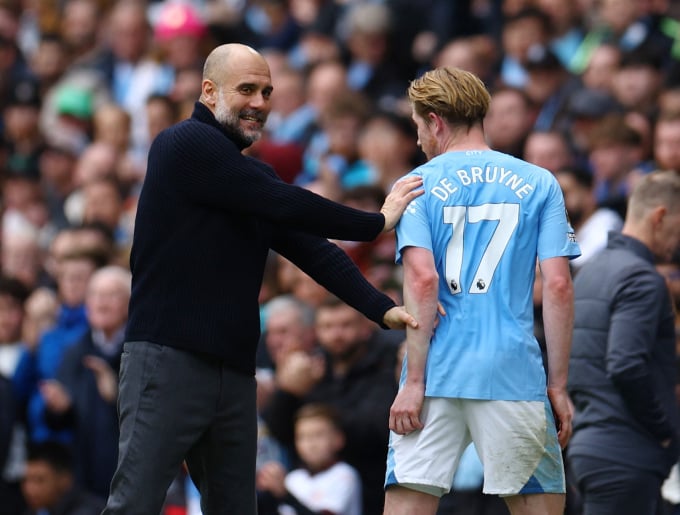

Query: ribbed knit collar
[{"left": 190, "top": 101, "right": 251, "bottom": 151}]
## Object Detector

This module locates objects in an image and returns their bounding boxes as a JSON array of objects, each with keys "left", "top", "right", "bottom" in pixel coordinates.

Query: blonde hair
[
  {"left": 627, "top": 170, "right": 680, "bottom": 220},
  {"left": 408, "top": 66, "right": 490, "bottom": 129}
]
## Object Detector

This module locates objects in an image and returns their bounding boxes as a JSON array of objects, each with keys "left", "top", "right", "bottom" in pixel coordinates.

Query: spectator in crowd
[
  {"left": 534, "top": 0, "right": 585, "bottom": 72},
  {"left": 91, "top": 103, "right": 142, "bottom": 186},
  {"left": 151, "top": 1, "right": 210, "bottom": 74},
  {"left": 80, "top": 176, "right": 128, "bottom": 247},
  {"left": 555, "top": 166, "right": 624, "bottom": 273},
  {"left": 572, "top": 0, "right": 673, "bottom": 73},
  {"left": 340, "top": 2, "right": 406, "bottom": 111},
  {"left": 657, "top": 249, "right": 680, "bottom": 344},
  {"left": 587, "top": 113, "right": 646, "bottom": 219},
  {"left": 1, "top": 213, "right": 45, "bottom": 290},
  {"left": 21, "top": 441, "right": 104, "bottom": 515},
  {"left": 611, "top": 48, "right": 664, "bottom": 117},
  {"left": 658, "top": 82, "right": 680, "bottom": 115},
  {"left": 40, "top": 265, "right": 130, "bottom": 498},
  {"left": 263, "top": 295, "right": 400, "bottom": 514},
  {"left": 258, "top": 403, "right": 362, "bottom": 515},
  {"left": 358, "top": 110, "right": 422, "bottom": 195},
  {"left": 27, "top": 34, "right": 69, "bottom": 96},
  {"left": 568, "top": 170, "right": 680, "bottom": 515},
  {"left": 79, "top": 0, "right": 173, "bottom": 159},
  {"left": 2, "top": 172, "right": 49, "bottom": 242},
  {"left": 145, "top": 93, "right": 178, "bottom": 145},
  {"left": 287, "top": 262, "right": 336, "bottom": 309},
  {"left": 484, "top": 86, "right": 535, "bottom": 158},
  {"left": 12, "top": 244, "right": 105, "bottom": 444},
  {"left": 433, "top": 35, "right": 499, "bottom": 89},
  {"left": 299, "top": 59, "right": 350, "bottom": 143},
  {"left": 256, "top": 294, "right": 318, "bottom": 410},
  {"left": 58, "top": 0, "right": 102, "bottom": 68},
  {"left": 0, "top": 32, "right": 32, "bottom": 117},
  {"left": 261, "top": 65, "right": 310, "bottom": 146},
  {"left": 498, "top": 7, "right": 552, "bottom": 88},
  {"left": 298, "top": 90, "right": 376, "bottom": 194},
  {"left": 2, "top": 76, "right": 43, "bottom": 179},
  {"left": 38, "top": 138, "right": 80, "bottom": 231},
  {"left": 0, "top": 275, "right": 31, "bottom": 514},
  {"left": 0, "top": 373, "right": 16, "bottom": 508},
  {"left": 580, "top": 43, "right": 622, "bottom": 93},
  {"left": 653, "top": 111, "right": 680, "bottom": 172},
  {"left": 523, "top": 129, "right": 575, "bottom": 174},
  {"left": 523, "top": 44, "right": 581, "bottom": 133},
  {"left": 565, "top": 87, "right": 624, "bottom": 166}
]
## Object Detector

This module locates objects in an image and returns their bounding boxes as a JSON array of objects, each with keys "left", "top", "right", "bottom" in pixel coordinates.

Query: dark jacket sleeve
[
  {"left": 270, "top": 228, "right": 396, "bottom": 328},
  {"left": 0, "top": 376, "right": 14, "bottom": 470},
  {"left": 606, "top": 268, "right": 676, "bottom": 442},
  {"left": 155, "top": 126, "right": 385, "bottom": 241}
]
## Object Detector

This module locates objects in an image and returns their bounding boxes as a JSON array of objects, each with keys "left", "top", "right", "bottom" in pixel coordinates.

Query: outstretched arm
[
  {"left": 389, "top": 246, "right": 439, "bottom": 435},
  {"left": 272, "top": 230, "right": 408, "bottom": 329}
]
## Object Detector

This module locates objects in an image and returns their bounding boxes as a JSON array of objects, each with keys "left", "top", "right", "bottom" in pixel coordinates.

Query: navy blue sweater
[{"left": 126, "top": 103, "right": 396, "bottom": 374}]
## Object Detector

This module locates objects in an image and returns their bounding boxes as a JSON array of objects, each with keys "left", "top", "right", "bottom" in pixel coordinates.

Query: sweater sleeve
[
  {"left": 271, "top": 228, "right": 396, "bottom": 328},
  {"left": 154, "top": 125, "right": 385, "bottom": 242}
]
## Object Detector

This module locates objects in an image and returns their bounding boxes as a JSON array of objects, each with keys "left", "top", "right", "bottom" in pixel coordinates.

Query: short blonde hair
[
  {"left": 627, "top": 169, "right": 680, "bottom": 220},
  {"left": 408, "top": 67, "right": 490, "bottom": 129}
]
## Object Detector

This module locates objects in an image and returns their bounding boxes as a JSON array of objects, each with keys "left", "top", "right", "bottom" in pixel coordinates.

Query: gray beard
[{"left": 214, "top": 101, "right": 260, "bottom": 148}]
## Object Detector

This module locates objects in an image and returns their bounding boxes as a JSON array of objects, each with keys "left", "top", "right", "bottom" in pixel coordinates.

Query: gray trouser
[
  {"left": 102, "top": 341, "right": 257, "bottom": 515},
  {"left": 569, "top": 454, "right": 664, "bottom": 515}
]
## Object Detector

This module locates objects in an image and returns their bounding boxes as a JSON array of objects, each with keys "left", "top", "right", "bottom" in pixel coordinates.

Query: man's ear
[
  {"left": 428, "top": 111, "right": 446, "bottom": 134},
  {"left": 650, "top": 204, "right": 667, "bottom": 228},
  {"left": 202, "top": 79, "right": 217, "bottom": 107}
]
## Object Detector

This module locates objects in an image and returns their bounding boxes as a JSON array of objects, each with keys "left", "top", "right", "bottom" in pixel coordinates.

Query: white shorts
[{"left": 384, "top": 397, "right": 565, "bottom": 497}]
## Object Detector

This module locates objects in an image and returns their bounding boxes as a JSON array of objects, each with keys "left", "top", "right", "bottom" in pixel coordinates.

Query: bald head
[
  {"left": 199, "top": 43, "right": 273, "bottom": 146},
  {"left": 202, "top": 44, "right": 269, "bottom": 84}
]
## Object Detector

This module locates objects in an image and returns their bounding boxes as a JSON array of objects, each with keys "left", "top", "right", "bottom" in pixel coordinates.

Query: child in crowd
[{"left": 257, "top": 403, "right": 362, "bottom": 515}]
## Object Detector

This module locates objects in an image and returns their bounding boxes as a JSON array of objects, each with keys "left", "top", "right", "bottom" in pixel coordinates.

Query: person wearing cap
[
  {"left": 101, "top": 43, "right": 423, "bottom": 515},
  {"left": 153, "top": 2, "right": 210, "bottom": 73},
  {"left": 2, "top": 77, "right": 44, "bottom": 180},
  {"left": 523, "top": 44, "right": 581, "bottom": 133},
  {"left": 566, "top": 87, "right": 625, "bottom": 163}
]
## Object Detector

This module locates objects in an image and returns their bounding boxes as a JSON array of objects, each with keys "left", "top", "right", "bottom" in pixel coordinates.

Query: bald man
[{"left": 102, "top": 43, "right": 423, "bottom": 514}]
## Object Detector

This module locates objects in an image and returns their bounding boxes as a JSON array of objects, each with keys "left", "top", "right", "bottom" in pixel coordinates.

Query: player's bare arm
[
  {"left": 540, "top": 256, "right": 575, "bottom": 448},
  {"left": 390, "top": 246, "right": 439, "bottom": 435}
]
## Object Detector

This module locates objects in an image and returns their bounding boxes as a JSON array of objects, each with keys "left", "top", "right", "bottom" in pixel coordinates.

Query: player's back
[{"left": 396, "top": 149, "right": 578, "bottom": 400}]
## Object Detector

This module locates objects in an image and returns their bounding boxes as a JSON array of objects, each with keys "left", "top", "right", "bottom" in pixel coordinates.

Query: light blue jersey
[{"left": 396, "top": 150, "right": 580, "bottom": 401}]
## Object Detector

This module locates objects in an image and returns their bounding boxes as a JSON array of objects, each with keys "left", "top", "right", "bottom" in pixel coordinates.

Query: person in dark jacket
[
  {"left": 567, "top": 169, "right": 680, "bottom": 515},
  {"left": 21, "top": 441, "right": 104, "bottom": 515},
  {"left": 102, "top": 43, "right": 423, "bottom": 515},
  {"left": 41, "top": 266, "right": 130, "bottom": 499}
]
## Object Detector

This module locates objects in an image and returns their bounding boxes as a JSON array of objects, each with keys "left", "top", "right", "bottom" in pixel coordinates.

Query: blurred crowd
[{"left": 1, "top": 0, "right": 680, "bottom": 514}]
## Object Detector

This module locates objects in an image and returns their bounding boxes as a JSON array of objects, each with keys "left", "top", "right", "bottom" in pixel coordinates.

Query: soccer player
[{"left": 383, "top": 66, "right": 581, "bottom": 515}]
